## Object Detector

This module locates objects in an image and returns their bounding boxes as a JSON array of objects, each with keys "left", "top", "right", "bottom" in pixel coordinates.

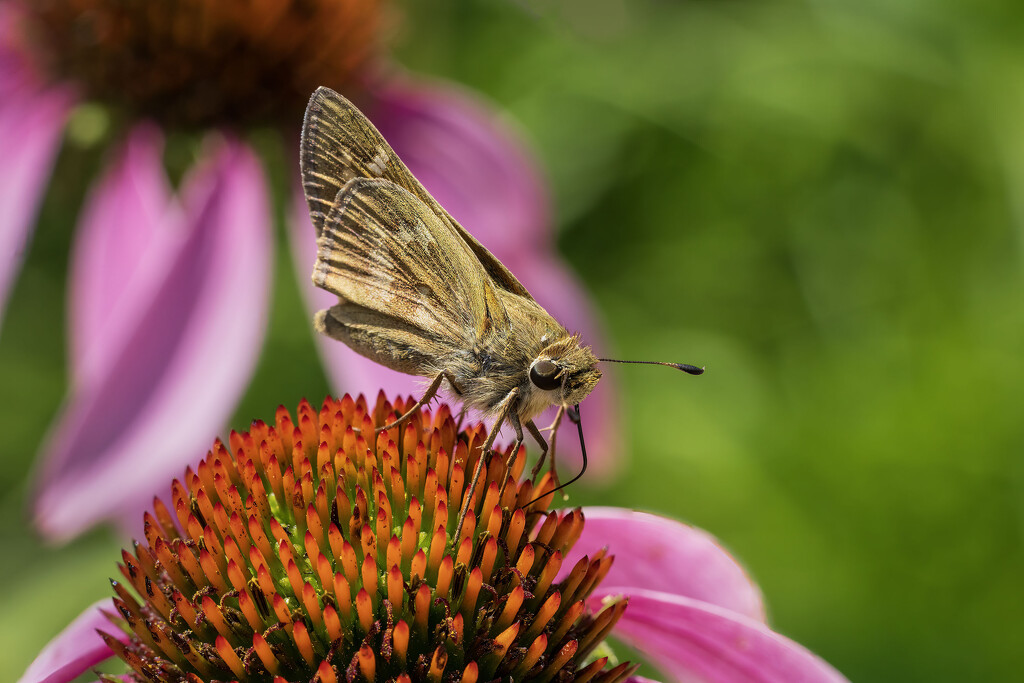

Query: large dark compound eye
[{"left": 530, "top": 359, "right": 562, "bottom": 391}]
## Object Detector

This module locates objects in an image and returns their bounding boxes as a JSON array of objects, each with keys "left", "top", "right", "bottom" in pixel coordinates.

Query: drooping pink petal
[
  {"left": 17, "top": 599, "right": 123, "bottom": 683},
  {"left": 0, "top": 82, "right": 74, "bottom": 330},
  {"left": 33, "top": 136, "right": 273, "bottom": 541},
  {"left": 569, "top": 508, "right": 765, "bottom": 621},
  {"left": 68, "top": 123, "right": 177, "bottom": 383},
  {"left": 370, "top": 79, "right": 549, "bottom": 257},
  {"left": 596, "top": 588, "right": 849, "bottom": 683}
]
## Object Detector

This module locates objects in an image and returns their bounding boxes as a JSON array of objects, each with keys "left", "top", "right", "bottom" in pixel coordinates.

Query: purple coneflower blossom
[
  {"left": 0, "top": 0, "right": 618, "bottom": 541},
  {"left": 19, "top": 395, "right": 848, "bottom": 683}
]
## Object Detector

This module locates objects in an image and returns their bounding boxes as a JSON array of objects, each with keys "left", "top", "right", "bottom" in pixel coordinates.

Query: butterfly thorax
[{"left": 438, "top": 294, "right": 600, "bottom": 422}]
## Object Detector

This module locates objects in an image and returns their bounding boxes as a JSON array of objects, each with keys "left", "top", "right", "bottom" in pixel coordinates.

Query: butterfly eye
[{"left": 530, "top": 359, "right": 562, "bottom": 391}]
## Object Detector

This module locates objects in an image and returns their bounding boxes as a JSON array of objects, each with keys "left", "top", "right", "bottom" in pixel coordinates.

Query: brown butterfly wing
[
  {"left": 313, "top": 177, "right": 507, "bottom": 374},
  {"left": 300, "top": 86, "right": 533, "bottom": 300}
]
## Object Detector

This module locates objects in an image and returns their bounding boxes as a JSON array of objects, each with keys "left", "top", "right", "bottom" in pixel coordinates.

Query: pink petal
[
  {"left": 569, "top": 508, "right": 765, "bottom": 621},
  {"left": 597, "top": 588, "right": 849, "bottom": 683},
  {"left": 371, "top": 79, "right": 549, "bottom": 257},
  {"left": 34, "top": 137, "right": 273, "bottom": 541},
  {"left": 17, "top": 599, "right": 124, "bottom": 683},
  {"left": 68, "top": 123, "right": 177, "bottom": 383},
  {"left": 0, "top": 83, "right": 73, "bottom": 329}
]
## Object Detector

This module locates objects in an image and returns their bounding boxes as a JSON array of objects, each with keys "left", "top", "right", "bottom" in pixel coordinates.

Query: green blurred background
[{"left": 3, "top": 1, "right": 1024, "bottom": 680}]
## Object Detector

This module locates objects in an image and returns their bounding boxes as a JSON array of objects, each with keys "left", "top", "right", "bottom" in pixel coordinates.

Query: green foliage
[{"left": 396, "top": 2, "right": 1024, "bottom": 680}]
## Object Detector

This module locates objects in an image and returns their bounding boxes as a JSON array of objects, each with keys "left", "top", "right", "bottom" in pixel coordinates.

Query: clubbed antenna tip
[{"left": 598, "top": 358, "right": 705, "bottom": 375}]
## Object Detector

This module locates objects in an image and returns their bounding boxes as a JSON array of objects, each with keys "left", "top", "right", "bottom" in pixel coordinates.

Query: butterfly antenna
[
  {"left": 598, "top": 358, "right": 705, "bottom": 375},
  {"left": 524, "top": 404, "right": 588, "bottom": 509}
]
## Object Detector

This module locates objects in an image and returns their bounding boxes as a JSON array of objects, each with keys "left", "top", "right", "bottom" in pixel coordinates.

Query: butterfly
[{"left": 300, "top": 87, "right": 701, "bottom": 527}]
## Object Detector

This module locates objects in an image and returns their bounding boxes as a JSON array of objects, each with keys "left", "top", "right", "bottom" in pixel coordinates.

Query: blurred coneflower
[
  {"left": 0, "top": 0, "right": 619, "bottom": 542},
  {"left": 19, "top": 395, "right": 848, "bottom": 683}
]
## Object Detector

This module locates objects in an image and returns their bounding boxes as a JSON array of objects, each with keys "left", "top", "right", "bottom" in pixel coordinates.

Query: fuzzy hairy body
[
  {"left": 316, "top": 287, "right": 594, "bottom": 422},
  {"left": 303, "top": 87, "right": 601, "bottom": 425}
]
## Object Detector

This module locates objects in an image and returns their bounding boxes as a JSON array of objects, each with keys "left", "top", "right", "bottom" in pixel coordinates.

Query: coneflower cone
[
  {"left": 21, "top": 0, "right": 381, "bottom": 128},
  {"left": 101, "top": 393, "right": 635, "bottom": 683}
]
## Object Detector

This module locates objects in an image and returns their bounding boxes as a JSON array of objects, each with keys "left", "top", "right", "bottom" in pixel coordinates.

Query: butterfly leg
[
  {"left": 453, "top": 386, "right": 519, "bottom": 549},
  {"left": 453, "top": 405, "right": 469, "bottom": 432},
  {"left": 375, "top": 371, "right": 458, "bottom": 433},
  {"left": 531, "top": 406, "right": 566, "bottom": 485},
  {"left": 525, "top": 419, "right": 549, "bottom": 461},
  {"left": 497, "top": 414, "right": 527, "bottom": 503}
]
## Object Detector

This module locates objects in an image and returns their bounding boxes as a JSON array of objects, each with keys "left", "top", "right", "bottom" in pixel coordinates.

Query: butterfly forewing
[
  {"left": 313, "top": 178, "right": 505, "bottom": 356},
  {"left": 300, "top": 87, "right": 534, "bottom": 299},
  {"left": 301, "top": 92, "right": 423, "bottom": 236}
]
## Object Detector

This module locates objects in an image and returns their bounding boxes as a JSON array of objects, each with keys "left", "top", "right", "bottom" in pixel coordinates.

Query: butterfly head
[{"left": 528, "top": 335, "right": 602, "bottom": 408}]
